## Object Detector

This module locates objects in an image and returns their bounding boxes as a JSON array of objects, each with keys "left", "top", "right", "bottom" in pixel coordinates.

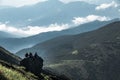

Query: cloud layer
[
  {"left": 0, "top": 15, "right": 110, "bottom": 37},
  {"left": 0, "top": 0, "right": 119, "bottom": 7},
  {"left": 0, "top": 23, "right": 69, "bottom": 37},
  {"left": 0, "top": 0, "right": 47, "bottom": 7},
  {"left": 60, "top": 0, "right": 116, "bottom": 4},
  {"left": 72, "top": 15, "right": 110, "bottom": 25},
  {"left": 96, "top": 1, "right": 118, "bottom": 10}
]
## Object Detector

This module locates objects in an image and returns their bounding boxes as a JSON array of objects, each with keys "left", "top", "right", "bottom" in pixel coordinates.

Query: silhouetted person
[
  {"left": 34, "top": 52, "right": 43, "bottom": 63},
  {"left": 20, "top": 58, "right": 30, "bottom": 71},
  {"left": 25, "top": 53, "right": 29, "bottom": 58},
  {"left": 34, "top": 52, "right": 43, "bottom": 69},
  {"left": 34, "top": 52, "right": 38, "bottom": 58},
  {"left": 29, "top": 52, "right": 33, "bottom": 58}
]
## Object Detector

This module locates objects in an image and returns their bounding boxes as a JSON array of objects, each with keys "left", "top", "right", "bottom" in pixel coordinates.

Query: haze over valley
[{"left": 0, "top": 0, "right": 120, "bottom": 80}]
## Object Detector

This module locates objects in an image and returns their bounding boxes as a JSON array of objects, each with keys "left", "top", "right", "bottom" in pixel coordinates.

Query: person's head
[
  {"left": 34, "top": 52, "right": 38, "bottom": 57},
  {"left": 29, "top": 52, "right": 33, "bottom": 57},
  {"left": 25, "top": 53, "right": 29, "bottom": 58}
]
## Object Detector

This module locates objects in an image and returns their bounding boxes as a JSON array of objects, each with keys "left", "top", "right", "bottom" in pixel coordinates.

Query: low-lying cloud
[
  {"left": 0, "top": 15, "right": 110, "bottom": 37},
  {"left": 72, "top": 15, "right": 110, "bottom": 25},
  {"left": 60, "top": 0, "right": 115, "bottom": 4},
  {"left": 96, "top": 1, "right": 118, "bottom": 10},
  {"left": 0, "top": 0, "right": 47, "bottom": 7},
  {"left": 0, "top": 23, "right": 69, "bottom": 37}
]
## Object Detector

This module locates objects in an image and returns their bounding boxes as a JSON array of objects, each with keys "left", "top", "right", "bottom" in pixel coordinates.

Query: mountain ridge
[
  {"left": 16, "top": 21, "right": 120, "bottom": 80},
  {"left": 0, "top": 20, "right": 117, "bottom": 53},
  {"left": 16, "top": 20, "right": 120, "bottom": 57},
  {"left": 0, "top": 46, "right": 21, "bottom": 65},
  {"left": 0, "top": 46, "right": 70, "bottom": 80}
]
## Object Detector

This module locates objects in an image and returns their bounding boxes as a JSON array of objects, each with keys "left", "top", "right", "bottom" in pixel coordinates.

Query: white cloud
[
  {"left": 96, "top": 1, "right": 118, "bottom": 10},
  {"left": 0, "top": 15, "right": 110, "bottom": 37},
  {"left": 27, "top": 19, "right": 32, "bottom": 22},
  {"left": 119, "top": 9, "right": 120, "bottom": 12},
  {"left": 72, "top": 15, "right": 110, "bottom": 25},
  {"left": 0, "top": 0, "right": 47, "bottom": 7},
  {"left": 0, "top": 23, "right": 69, "bottom": 37},
  {"left": 0, "top": 0, "right": 118, "bottom": 7},
  {"left": 59, "top": 0, "right": 115, "bottom": 4}
]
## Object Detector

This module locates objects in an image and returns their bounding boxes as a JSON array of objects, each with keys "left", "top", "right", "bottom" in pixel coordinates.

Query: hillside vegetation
[
  {"left": 0, "top": 19, "right": 117, "bottom": 53},
  {"left": 0, "top": 46, "right": 70, "bottom": 80},
  {"left": 17, "top": 21, "right": 120, "bottom": 80},
  {"left": 0, "top": 46, "right": 21, "bottom": 65},
  {"left": 0, "top": 60, "right": 38, "bottom": 80}
]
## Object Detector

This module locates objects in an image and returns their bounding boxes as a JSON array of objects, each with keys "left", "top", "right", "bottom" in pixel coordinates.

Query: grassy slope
[
  {"left": 0, "top": 47, "right": 38, "bottom": 80},
  {"left": 0, "top": 46, "right": 70, "bottom": 80},
  {"left": 0, "top": 59, "right": 70, "bottom": 80},
  {"left": 0, "top": 60, "right": 38, "bottom": 80},
  {"left": 0, "top": 47, "right": 21, "bottom": 65},
  {"left": 0, "top": 64, "right": 28, "bottom": 80},
  {"left": 42, "top": 21, "right": 120, "bottom": 80}
]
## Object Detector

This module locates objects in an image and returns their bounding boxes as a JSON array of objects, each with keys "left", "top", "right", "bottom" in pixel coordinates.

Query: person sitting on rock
[
  {"left": 34, "top": 52, "right": 38, "bottom": 58},
  {"left": 33, "top": 52, "right": 44, "bottom": 75},
  {"left": 34, "top": 52, "right": 43, "bottom": 63},
  {"left": 29, "top": 52, "right": 33, "bottom": 58},
  {"left": 20, "top": 52, "right": 44, "bottom": 76},
  {"left": 25, "top": 53, "right": 29, "bottom": 58}
]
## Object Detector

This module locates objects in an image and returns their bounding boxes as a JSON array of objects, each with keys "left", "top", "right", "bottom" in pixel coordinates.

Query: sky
[
  {"left": 0, "top": 0, "right": 47, "bottom": 7},
  {"left": 0, "top": 0, "right": 119, "bottom": 7},
  {"left": 0, "top": 0, "right": 119, "bottom": 37},
  {"left": 60, "top": 0, "right": 117, "bottom": 4}
]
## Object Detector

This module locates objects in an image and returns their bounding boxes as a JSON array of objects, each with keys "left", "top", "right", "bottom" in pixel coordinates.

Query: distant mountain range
[
  {"left": 17, "top": 21, "right": 120, "bottom": 80},
  {"left": 17, "top": 20, "right": 120, "bottom": 62},
  {"left": 0, "top": 19, "right": 118, "bottom": 53},
  {"left": 0, "top": 0, "right": 120, "bottom": 79},
  {"left": 0, "top": 0, "right": 119, "bottom": 27},
  {"left": 0, "top": 31, "right": 21, "bottom": 38}
]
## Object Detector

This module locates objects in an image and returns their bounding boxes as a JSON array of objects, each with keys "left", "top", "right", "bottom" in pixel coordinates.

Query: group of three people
[{"left": 20, "top": 52, "right": 44, "bottom": 75}]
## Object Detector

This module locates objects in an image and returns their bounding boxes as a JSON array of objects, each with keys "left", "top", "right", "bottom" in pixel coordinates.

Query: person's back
[
  {"left": 20, "top": 58, "right": 30, "bottom": 71},
  {"left": 29, "top": 52, "right": 33, "bottom": 58},
  {"left": 25, "top": 53, "right": 29, "bottom": 58},
  {"left": 34, "top": 53, "right": 43, "bottom": 63}
]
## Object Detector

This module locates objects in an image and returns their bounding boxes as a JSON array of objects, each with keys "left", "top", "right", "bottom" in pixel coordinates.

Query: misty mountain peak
[{"left": 46, "top": 0, "right": 63, "bottom": 4}]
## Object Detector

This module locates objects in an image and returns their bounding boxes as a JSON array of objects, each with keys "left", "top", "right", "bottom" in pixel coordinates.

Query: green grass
[
  {"left": 0, "top": 59, "right": 67, "bottom": 80},
  {"left": 0, "top": 47, "right": 21, "bottom": 61},
  {"left": 0, "top": 63, "right": 40, "bottom": 80},
  {"left": 0, "top": 64, "right": 28, "bottom": 80},
  {"left": 41, "top": 73, "right": 53, "bottom": 80},
  {"left": 0, "top": 63, "right": 58, "bottom": 80}
]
